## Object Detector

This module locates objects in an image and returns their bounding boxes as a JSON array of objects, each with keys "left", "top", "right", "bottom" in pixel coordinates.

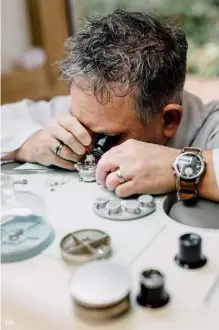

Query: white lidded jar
[{"left": 69, "top": 260, "right": 132, "bottom": 321}]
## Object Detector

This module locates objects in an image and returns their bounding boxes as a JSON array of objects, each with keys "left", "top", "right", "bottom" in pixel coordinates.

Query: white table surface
[{"left": 1, "top": 164, "right": 219, "bottom": 330}]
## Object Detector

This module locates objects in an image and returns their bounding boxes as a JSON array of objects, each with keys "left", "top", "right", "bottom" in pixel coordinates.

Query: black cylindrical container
[
  {"left": 179, "top": 233, "right": 201, "bottom": 263},
  {"left": 137, "top": 269, "right": 170, "bottom": 308},
  {"left": 175, "top": 233, "right": 207, "bottom": 269}
]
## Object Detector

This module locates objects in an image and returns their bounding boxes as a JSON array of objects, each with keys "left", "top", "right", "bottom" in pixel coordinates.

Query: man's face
[{"left": 71, "top": 87, "right": 168, "bottom": 146}]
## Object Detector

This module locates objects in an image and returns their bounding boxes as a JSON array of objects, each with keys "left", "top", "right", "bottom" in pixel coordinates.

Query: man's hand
[
  {"left": 96, "top": 139, "right": 179, "bottom": 197},
  {"left": 15, "top": 113, "right": 92, "bottom": 169}
]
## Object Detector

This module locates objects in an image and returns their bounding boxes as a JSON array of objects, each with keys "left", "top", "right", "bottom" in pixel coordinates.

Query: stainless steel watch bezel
[{"left": 173, "top": 151, "right": 205, "bottom": 180}]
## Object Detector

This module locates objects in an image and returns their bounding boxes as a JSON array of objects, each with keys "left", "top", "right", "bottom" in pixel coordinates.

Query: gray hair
[{"left": 60, "top": 10, "right": 187, "bottom": 123}]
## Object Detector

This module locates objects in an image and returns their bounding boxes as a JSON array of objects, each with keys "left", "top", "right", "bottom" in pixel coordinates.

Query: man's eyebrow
[
  {"left": 81, "top": 121, "right": 122, "bottom": 136},
  {"left": 85, "top": 125, "right": 120, "bottom": 136}
]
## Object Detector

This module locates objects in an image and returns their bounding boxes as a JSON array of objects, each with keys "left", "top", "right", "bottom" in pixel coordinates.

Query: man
[{"left": 1, "top": 10, "right": 219, "bottom": 202}]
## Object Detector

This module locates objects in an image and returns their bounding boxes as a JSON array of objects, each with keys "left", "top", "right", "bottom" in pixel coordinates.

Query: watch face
[{"left": 174, "top": 152, "right": 204, "bottom": 180}]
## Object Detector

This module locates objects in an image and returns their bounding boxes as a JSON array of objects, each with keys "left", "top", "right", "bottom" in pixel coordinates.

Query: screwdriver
[{"left": 85, "top": 146, "right": 91, "bottom": 154}]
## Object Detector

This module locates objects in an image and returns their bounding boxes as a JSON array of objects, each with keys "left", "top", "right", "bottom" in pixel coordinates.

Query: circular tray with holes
[{"left": 93, "top": 195, "right": 156, "bottom": 221}]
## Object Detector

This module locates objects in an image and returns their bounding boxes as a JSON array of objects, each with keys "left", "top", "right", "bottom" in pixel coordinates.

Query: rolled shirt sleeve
[
  {"left": 1, "top": 96, "right": 71, "bottom": 159},
  {"left": 191, "top": 100, "right": 219, "bottom": 190},
  {"left": 205, "top": 109, "right": 219, "bottom": 190},
  {"left": 213, "top": 149, "right": 219, "bottom": 189}
]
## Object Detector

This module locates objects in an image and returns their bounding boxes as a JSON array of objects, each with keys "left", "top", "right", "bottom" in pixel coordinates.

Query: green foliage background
[{"left": 73, "top": 0, "right": 219, "bottom": 76}]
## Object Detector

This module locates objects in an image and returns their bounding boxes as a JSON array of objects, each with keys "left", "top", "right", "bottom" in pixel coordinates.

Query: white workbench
[{"left": 1, "top": 164, "right": 219, "bottom": 330}]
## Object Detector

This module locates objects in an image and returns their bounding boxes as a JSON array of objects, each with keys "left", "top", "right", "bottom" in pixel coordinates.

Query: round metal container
[{"left": 60, "top": 229, "right": 111, "bottom": 264}]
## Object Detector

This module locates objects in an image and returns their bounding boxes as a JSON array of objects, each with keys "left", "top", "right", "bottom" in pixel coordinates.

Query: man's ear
[{"left": 162, "top": 104, "right": 183, "bottom": 139}]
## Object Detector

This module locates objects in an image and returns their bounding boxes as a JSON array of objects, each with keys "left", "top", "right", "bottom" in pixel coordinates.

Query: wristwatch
[{"left": 172, "top": 147, "right": 206, "bottom": 200}]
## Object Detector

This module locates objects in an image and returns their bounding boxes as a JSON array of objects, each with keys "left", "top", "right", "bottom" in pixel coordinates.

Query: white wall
[{"left": 1, "top": 0, "right": 31, "bottom": 73}]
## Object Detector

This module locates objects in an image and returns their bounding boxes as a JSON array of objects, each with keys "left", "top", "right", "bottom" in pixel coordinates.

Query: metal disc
[{"left": 60, "top": 229, "right": 111, "bottom": 264}]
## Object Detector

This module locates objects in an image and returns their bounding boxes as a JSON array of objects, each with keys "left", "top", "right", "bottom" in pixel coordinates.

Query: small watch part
[
  {"left": 69, "top": 261, "right": 131, "bottom": 320},
  {"left": 136, "top": 269, "right": 170, "bottom": 308},
  {"left": 175, "top": 233, "right": 207, "bottom": 269},
  {"left": 93, "top": 195, "right": 156, "bottom": 221},
  {"left": 124, "top": 201, "right": 141, "bottom": 215},
  {"left": 105, "top": 200, "right": 121, "bottom": 215},
  {"left": 47, "top": 175, "right": 69, "bottom": 191},
  {"left": 138, "top": 195, "right": 155, "bottom": 208},
  {"left": 13, "top": 179, "right": 28, "bottom": 185},
  {"left": 1, "top": 173, "right": 13, "bottom": 188},
  {"left": 60, "top": 229, "right": 111, "bottom": 264},
  {"left": 93, "top": 196, "right": 109, "bottom": 209},
  {"left": 75, "top": 154, "right": 97, "bottom": 182}
]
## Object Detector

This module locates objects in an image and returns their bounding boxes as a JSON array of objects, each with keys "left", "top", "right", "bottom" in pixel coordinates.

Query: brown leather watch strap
[
  {"left": 182, "top": 147, "right": 201, "bottom": 154},
  {"left": 178, "top": 179, "right": 198, "bottom": 200},
  {"left": 176, "top": 147, "right": 203, "bottom": 200}
]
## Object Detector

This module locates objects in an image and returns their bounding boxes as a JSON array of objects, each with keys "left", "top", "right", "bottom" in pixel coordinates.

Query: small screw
[{"left": 13, "top": 179, "right": 28, "bottom": 185}]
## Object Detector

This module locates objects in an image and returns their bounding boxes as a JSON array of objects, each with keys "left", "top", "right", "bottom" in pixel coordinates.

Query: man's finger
[
  {"left": 50, "top": 124, "right": 85, "bottom": 155},
  {"left": 49, "top": 152, "right": 75, "bottom": 170},
  {"left": 59, "top": 115, "right": 91, "bottom": 146},
  {"left": 105, "top": 171, "right": 121, "bottom": 191},
  {"left": 48, "top": 137, "right": 81, "bottom": 162},
  {"left": 59, "top": 145, "right": 81, "bottom": 162},
  {"left": 53, "top": 157, "right": 75, "bottom": 170},
  {"left": 115, "top": 180, "right": 136, "bottom": 197},
  {"left": 95, "top": 153, "right": 119, "bottom": 185}
]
